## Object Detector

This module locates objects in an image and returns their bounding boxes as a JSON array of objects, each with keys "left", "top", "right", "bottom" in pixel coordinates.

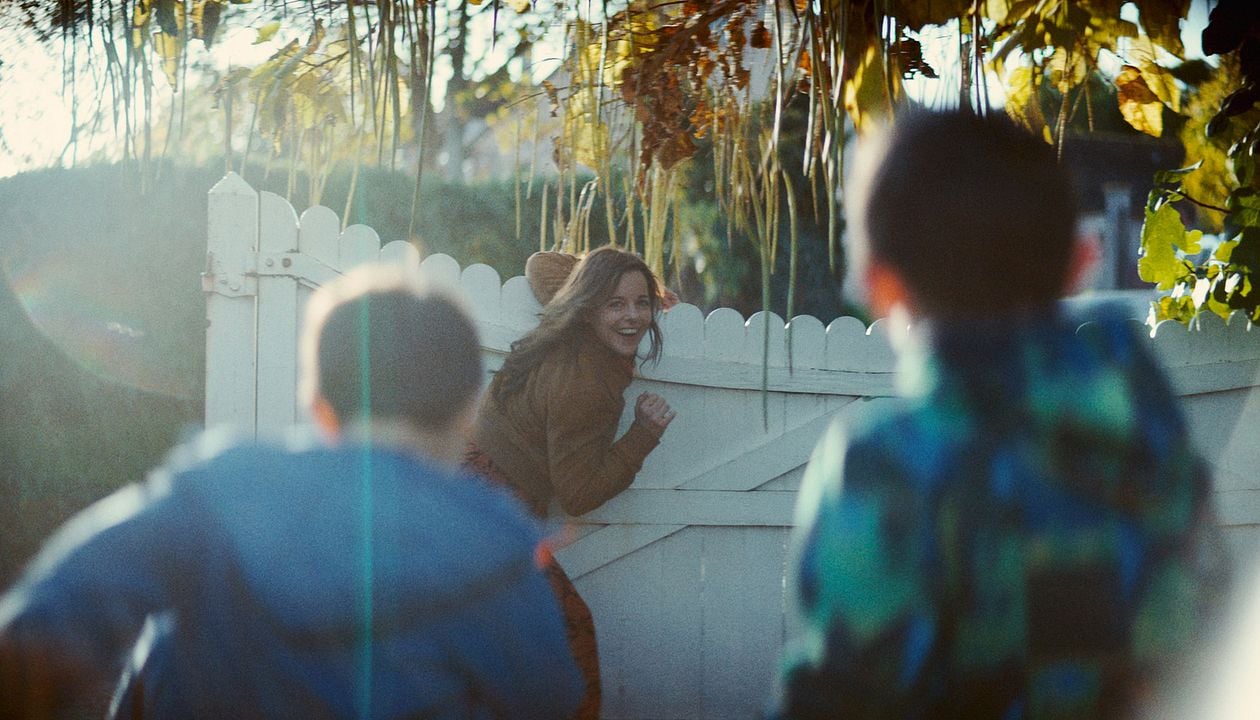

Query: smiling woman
[
  {"left": 591, "top": 271, "right": 652, "bottom": 357},
  {"left": 461, "top": 246, "right": 675, "bottom": 719}
]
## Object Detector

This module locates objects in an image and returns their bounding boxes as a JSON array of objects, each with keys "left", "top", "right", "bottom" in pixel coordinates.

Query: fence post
[{"left": 204, "top": 172, "right": 259, "bottom": 435}]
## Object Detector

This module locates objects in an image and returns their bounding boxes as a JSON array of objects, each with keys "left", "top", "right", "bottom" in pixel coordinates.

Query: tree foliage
[
  {"left": 1136, "top": 0, "right": 1260, "bottom": 324},
  {"left": 4, "top": 0, "right": 1259, "bottom": 323}
]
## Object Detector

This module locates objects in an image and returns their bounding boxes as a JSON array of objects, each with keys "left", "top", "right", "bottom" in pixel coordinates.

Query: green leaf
[
  {"left": 1156, "top": 294, "right": 1197, "bottom": 323},
  {"left": 1214, "top": 237, "right": 1238, "bottom": 263},
  {"left": 1152, "top": 160, "right": 1202, "bottom": 187},
  {"left": 1228, "top": 189, "right": 1260, "bottom": 227},
  {"left": 1139, "top": 203, "right": 1199, "bottom": 290}
]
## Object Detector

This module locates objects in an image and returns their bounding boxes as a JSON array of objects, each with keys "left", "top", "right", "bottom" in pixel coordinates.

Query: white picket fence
[{"left": 204, "top": 172, "right": 1260, "bottom": 719}]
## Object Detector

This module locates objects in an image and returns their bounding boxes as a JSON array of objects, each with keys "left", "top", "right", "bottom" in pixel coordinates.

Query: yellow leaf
[
  {"left": 1133, "top": 0, "right": 1187, "bottom": 57},
  {"left": 1048, "top": 47, "right": 1087, "bottom": 93},
  {"left": 291, "top": 73, "right": 322, "bottom": 128},
  {"left": 1086, "top": 17, "right": 1139, "bottom": 50},
  {"left": 1126, "top": 34, "right": 1181, "bottom": 113},
  {"left": 191, "top": 0, "right": 224, "bottom": 46},
  {"left": 1004, "top": 65, "right": 1047, "bottom": 139},
  {"left": 564, "top": 85, "right": 607, "bottom": 170},
  {"left": 1116, "top": 65, "right": 1163, "bottom": 137},
  {"left": 133, "top": 0, "right": 151, "bottom": 27},
  {"left": 255, "top": 21, "right": 281, "bottom": 44},
  {"left": 1140, "top": 63, "right": 1180, "bottom": 114},
  {"left": 985, "top": 0, "right": 1012, "bottom": 24},
  {"left": 844, "top": 44, "right": 897, "bottom": 134},
  {"left": 153, "top": 30, "right": 182, "bottom": 90}
]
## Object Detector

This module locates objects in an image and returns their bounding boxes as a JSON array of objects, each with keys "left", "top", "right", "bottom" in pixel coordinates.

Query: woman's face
[{"left": 591, "top": 271, "right": 652, "bottom": 357}]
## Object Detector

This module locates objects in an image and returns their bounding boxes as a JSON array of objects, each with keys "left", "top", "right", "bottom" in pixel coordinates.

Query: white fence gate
[{"left": 204, "top": 173, "right": 1260, "bottom": 719}]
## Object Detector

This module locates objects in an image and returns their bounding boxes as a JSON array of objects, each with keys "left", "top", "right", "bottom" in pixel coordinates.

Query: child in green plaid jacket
[{"left": 770, "top": 110, "right": 1229, "bottom": 720}]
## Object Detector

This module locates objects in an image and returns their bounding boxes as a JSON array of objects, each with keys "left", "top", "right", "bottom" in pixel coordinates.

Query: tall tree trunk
[{"left": 442, "top": 0, "right": 470, "bottom": 183}]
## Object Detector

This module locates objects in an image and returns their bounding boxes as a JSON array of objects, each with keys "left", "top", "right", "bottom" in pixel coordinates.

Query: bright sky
[{"left": 0, "top": 0, "right": 1215, "bottom": 179}]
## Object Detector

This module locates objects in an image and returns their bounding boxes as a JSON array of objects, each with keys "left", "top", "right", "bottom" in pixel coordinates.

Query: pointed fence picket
[{"left": 204, "top": 174, "right": 1260, "bottom": 719}]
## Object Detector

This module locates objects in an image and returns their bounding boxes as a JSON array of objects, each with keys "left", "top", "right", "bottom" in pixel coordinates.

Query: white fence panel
[{"left": 204, "top": 175, "right": 1260, "bottom": 719}]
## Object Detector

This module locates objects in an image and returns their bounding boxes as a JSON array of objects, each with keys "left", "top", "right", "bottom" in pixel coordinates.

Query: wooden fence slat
[
  {"left": 461, "top": 264, "right": 503, "bottom": 324},
  {"left": 861, "top": 317, "right": 900, "bottom": 371},
  {"left": 679, "top": 410, "right": 844, "bottom": 491},
  {"left": 205, "top": 173, "right": 259, "bottom": 433},
  {"left": 500, "top": 275, "right": 541, "bottom": 330},
  {"left": 298, "top": 205, "right": 341, "bottom": 269},
  {"left": 577, "top": 529, "right": 704, "bottom": 718},
  {"left": 698, "top": 526, "right": 789, "bottom": 719},
  {"left": 339, "top": 224, "right": 380, "bottom": 271},
  {"left": 824, "top": 315, "right": 869, "bottom": 371},
  {"left": 379, "top": 239, "right": 420, "bottom": 267},
  {"left": 661, "top": 303, "right": 704, "bottom": 357},
  {"left": 704, "top": 307, "right": 745, "bottom": 359},
  {"left": 746, "top": 311, "right": 787, "bottom": 367},
  {"left": 787, "top": 314, "right": 826, "bottom": 371},
  {"left": 255, "top": 192, "right": 301, "bottom": 433},
  {"left": 626, "top": 380, "right": 706, "bottom": 489},
  {"left": 419, "top": 252, "right": 461, "bottom": 288}
]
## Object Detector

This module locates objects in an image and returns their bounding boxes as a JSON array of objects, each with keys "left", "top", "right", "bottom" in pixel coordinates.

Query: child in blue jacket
[{"left": 0, "top": 265, "right": 582, "bottom": 719}]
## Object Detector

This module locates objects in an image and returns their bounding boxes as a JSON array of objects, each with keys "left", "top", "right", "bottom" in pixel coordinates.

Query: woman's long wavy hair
[{"left": 491, "top": 247, "right": 664, "bottom": 404}]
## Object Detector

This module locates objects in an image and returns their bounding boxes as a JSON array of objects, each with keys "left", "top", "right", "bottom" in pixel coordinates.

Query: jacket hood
[{"left": 170, "top": 439, "right": 541, "bottom": 645}]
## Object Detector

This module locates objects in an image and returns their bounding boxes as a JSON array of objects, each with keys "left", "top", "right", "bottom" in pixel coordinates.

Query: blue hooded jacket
[{"left": 0, "top": 431, "right": 583, "bottom": 719}]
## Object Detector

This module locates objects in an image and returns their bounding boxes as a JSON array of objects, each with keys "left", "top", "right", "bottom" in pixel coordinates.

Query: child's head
[
  {"left": 849, "top": 109, "right": 1079, "bottom": 319},
  {"left": 300, "top": 265, "right": 482, "bottom": 434}
]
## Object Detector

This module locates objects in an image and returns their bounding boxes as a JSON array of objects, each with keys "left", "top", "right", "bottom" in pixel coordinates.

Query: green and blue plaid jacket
[{"left": 772, "top": 309, "right": 1228, "bottom": 719}]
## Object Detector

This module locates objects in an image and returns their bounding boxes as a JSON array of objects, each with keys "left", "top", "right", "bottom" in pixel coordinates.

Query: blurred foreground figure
[
  {"left": 769, "top": 111, "right": 1229, "bottom": 719},
  {"left": 0, "top": 266, "right": 582, "bottom": 719}
]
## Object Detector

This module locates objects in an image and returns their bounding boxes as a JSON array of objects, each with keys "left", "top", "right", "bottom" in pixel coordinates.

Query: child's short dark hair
[
  {"left": 300, "top": 266, "right": 482, "bottom": 431},
  {"left": 853, "top": 110, "right": 1078, "bottom": 316}
]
